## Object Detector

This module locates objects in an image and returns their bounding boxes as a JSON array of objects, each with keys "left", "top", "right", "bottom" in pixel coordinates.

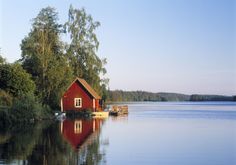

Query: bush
[
  {"left": 10, "top": 93, "right": 50, "bottom": 122},
  {"left": 0, "top": 63, "right": 35, "bottom": 97}
]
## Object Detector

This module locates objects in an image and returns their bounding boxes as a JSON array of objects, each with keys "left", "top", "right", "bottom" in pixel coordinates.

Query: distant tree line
[
  {"left": 107, "top": 90, "right": 235, "bottom": 102},
  {"left": 189, "top": 94, "right": 234, "bottom": 101},
  {"left": 0, "top": 5, "right": 108, "bottom": 123}
]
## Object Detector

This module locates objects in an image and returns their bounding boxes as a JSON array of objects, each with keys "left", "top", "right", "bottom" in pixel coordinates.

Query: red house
[{"left": 61, "top": 78, "right": 102, "bottom": 112}]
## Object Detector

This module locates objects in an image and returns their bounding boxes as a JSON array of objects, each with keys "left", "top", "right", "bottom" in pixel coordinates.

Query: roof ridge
[{"left": 76, "top": 78, "right": 101, "bottom": 99}]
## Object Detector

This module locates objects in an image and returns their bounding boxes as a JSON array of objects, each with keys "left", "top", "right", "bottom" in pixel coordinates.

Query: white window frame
[{"left": 74, "top": 98, "right": 82, "bottom": 108}]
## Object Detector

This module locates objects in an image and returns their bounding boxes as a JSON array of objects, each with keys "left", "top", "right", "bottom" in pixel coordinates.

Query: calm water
[{"left": 0, "top": 102, "right": 236, "bottom": 165}]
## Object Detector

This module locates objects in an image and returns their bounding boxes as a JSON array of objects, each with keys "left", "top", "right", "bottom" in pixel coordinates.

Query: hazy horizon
[{"left": 1, "top": 0, "right": 235, "bottom": 95}]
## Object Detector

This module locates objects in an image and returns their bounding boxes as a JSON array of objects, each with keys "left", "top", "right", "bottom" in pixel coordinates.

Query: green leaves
[
  {"left": 0, "top": 63, "right": 35, "bottom": 97},
  {"left": 65, "top": 5, "right": 108, "bottom": 96},
  {"left": 21, "top": 7, "right": 73, "bottom": 109}
]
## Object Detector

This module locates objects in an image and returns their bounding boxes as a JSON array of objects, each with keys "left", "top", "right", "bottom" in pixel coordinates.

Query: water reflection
[
  {"left": 61, "top": 119, "right": 102, "bottom": 149},
  {"left": 61, "top": 118, "right": 106, "bottom": 164},
  {"left": 110, "top": 115, "right": 128, "bottom": 122},
  {"left": 0, "top": 118, "right": 106, "bottom": 165},
  {"left": 0, "top": 123, "right": 42, "bottom": 163},
  {"left": 1, "top": 102, "right": 235, "bottom": 165}
]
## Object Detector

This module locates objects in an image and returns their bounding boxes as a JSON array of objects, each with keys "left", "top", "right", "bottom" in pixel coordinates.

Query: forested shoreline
[
  {"left": 107, "top": 90, "right": 236, "bottom": 102},
  {"left": 0, "top": 5, "right": 108, "bottom": 124}
]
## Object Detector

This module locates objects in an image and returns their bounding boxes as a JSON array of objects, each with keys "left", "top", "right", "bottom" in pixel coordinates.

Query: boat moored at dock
[{"left": 109, "top": 105, "right": 128, "bottom": 116}]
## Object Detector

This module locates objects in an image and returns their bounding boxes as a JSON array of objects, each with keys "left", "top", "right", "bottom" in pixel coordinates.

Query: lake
[{"left": 0, "top": 102, "right": 236, "bottom": 165}]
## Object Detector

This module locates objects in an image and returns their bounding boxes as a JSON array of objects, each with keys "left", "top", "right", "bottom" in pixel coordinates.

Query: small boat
[
  {"left": 109, "top": 105, "right": 128, "bottom": 116},
  {"left": 55, "top": 112, "right": 66, "bottom": 121}
]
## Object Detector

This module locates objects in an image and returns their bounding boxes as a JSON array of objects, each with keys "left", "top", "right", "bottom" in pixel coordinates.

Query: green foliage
[
  {"left": 0, "top": 109, "right": 11, "bottom": 129},
  {"left": 0, "top": 63, "right": 35, "bottom": 97},
  {"left": 10, "top": 93, "right": 50, "bottom": 122},
  {"left": 44, "top": 55, "right": 73, "bottom": 109},
  {"left": 21, "top": 7, "right": 73, "bottom": 108},
  {"left": 0, "top": 89, "right": 13, "bottom": 106},
  {"left": 65, "top": 5, "right": 108, "bottom": 96}
]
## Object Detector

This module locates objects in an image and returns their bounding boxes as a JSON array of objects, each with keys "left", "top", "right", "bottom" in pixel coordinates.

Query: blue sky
[{"left": 0, "top": 0, "right": 235, "bottom": 95}]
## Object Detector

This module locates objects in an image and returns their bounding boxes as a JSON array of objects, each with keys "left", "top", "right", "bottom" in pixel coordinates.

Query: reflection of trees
[
  {"left": 77, "top": 132, "right": 104, "bottom": 165},
  {"left": 0, "top": 119, "right": 107, "bottom": 165},
  {"left": 0, "top": 123, "right": 42, "bottom": 163},
  {"left": 62, "top": 118, "right": 107, "bottom": 165},
  {"left": 27, "top": 122, "right": 75, "bottom": 165},
  {"left": 0, "top": 133, "right": 11, "bottom": 144}
]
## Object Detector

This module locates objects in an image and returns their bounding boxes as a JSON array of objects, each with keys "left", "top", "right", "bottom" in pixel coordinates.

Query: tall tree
[
  {"left": 65, "top": 5, "right": 108, "bottom": 95},
  {"left": 21, "top": 7, "right": 73, "bottom": 109}
]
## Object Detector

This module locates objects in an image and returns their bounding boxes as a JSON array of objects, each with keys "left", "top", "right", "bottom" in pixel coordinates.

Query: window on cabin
[{"left": 74, "top": 98, "right": 82, "bottom": 108}]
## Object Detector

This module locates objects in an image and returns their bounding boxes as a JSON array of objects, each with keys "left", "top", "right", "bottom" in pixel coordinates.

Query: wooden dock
[
  {"left": 92, "top": 111, "right": 109, "bottom": 118},
  {"left": 109, "top": 105, "right": 128, "bottom": 116}
]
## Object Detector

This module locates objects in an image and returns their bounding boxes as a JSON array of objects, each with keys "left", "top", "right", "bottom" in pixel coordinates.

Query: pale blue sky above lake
[{"left": 0, "top": 0, "right": 235, "bottom": 95}]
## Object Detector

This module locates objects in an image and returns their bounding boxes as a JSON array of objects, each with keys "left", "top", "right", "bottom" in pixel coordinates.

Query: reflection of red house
[
  {"left": 61, "top": 78, "right": 101, "bottom": 112},
  {"left": 61, "top": 119, "right": 102, "bottom": 149}
]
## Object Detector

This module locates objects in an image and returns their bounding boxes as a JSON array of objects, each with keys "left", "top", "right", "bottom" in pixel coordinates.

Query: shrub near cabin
[{"left": 61, "top": 78, "right": 101, "bottom": 112}]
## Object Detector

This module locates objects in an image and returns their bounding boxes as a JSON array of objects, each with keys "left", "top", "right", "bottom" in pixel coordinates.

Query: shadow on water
[{"left": 0, "top": 118, "right": 107, "bottom": 165}]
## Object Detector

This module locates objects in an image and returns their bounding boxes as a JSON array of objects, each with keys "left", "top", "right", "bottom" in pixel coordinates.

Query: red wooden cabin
[{"left": 61, "top": 78, "right": 102, "bottom": 112}]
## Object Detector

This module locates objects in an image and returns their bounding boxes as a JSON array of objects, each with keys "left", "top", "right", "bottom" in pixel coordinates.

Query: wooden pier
[
  {"left": 92, "top": 111, "right": 109, "bottom": 118},
  {"left": 109, "top": 105, "right": 128, "bottom": 116}
]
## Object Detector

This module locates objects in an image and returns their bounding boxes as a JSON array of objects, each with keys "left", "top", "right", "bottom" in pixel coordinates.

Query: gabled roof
[{"left": 67, "top": 78, "right": 101, "bottom": 99}]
